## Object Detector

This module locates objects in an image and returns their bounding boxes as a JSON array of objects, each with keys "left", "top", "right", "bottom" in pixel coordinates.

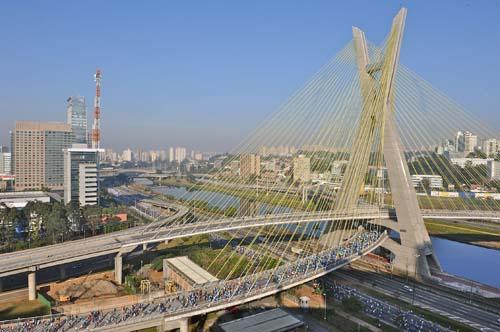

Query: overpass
[
  {"left": 0, "top": 230, "right": 386, "bottom": 332},
  {"left": 0, "top": 204, "right": 497, "bottom": 299}
]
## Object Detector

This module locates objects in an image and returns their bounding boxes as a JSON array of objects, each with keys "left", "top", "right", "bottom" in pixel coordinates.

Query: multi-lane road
[{"left": 333, "top": 268, "right": 500, "bottom": 332}]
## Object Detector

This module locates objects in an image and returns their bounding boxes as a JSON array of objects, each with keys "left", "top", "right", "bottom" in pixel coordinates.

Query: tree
[
  {"left": 44, "top": 202, "right": 68, "bottom": 243},
  {"left": 0, "top": 206, "right": 19, "bottom": 248},
  {"left": 66, "top": 204, "right": 84, "bottom": 233},
  {"left": 23, "top": 201, "right": 50, "bottom": 242},
  {"left": 83, "top": 205, "right": 102, "bottom": 235}
]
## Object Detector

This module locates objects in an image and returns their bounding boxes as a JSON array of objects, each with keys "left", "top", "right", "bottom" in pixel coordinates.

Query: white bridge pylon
[{"left": 340, "top": 8, "right": 440, "bottom": 277}]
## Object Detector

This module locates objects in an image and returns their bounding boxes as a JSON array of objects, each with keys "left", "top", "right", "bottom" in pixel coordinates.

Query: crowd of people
[
  {"left": 327, "top": 282, "right": 448, "bottom": 332},
  {"left": 0, "top": 230, "right": 382, "bottom": 331}
]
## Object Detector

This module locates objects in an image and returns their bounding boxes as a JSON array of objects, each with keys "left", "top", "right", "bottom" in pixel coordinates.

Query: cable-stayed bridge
[{"left": 1, "top": 7, "right": 499, "bottom": 331}]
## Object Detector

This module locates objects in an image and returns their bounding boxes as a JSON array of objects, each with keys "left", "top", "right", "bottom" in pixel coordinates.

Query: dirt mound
[{"left": 57, "top": 278, "right": 119, "bottom": 300}]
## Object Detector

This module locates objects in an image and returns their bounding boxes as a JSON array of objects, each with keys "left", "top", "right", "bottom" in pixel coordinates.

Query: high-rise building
[
  {"left": 483, "top": 139, "right": 498, "bottom": 157},
  {"left": 64, "top": 145, "right": 101, "bottom": 206},
  {"left": 293, "top": 155, "right": 311, "bottom": 182},
  {"left": 13, "top": 121, "right": 73, "bottom": 191},
  {"left": 0, "top": 152, "right": 11, "bottom": 175},
  {"left": 169, "top": 147, "right": 175, "bottom": 162},
  {"left": 160, "top": 150, "right": 168, "bottom": 162},
  {"left": 240, "top": 154, "right": 260, "bottom": 178},
  {"left": 455, "top": 131, "right": 464, "bottom": 152},
  {"left": 463, "top": 131, "right": 477, "bottom": 154},
  {"left": 488, "top": 160, "right": 500, "bottom": 180},
  {"left": 230, "top": 160, "right": 240, "bottom": 175},
  {"left": 122, "top": 148, "right": 133, "bottom": 162},
  {"left": 66, "top": 96, "right": 88, "bottom": 145},
  {"left": 174, "top": 147, "right": 187, "bottom": 162}
]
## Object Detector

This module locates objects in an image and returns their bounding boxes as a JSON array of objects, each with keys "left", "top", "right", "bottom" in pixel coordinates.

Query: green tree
[
  {"left": 44, "top": 203, "right": 68, "bottom": 243},
  {"left": 66, "top": 204, "right": 84, "bottom": 233}
]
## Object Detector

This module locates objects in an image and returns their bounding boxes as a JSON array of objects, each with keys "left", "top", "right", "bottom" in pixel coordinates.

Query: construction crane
[{"left": 92, "top": 69, "right": 102, "bottom": 149}]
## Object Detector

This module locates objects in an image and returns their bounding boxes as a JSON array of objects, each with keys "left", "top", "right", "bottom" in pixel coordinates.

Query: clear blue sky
[{"left": 1, "top": 0, "right": 499, "bottom": 151}]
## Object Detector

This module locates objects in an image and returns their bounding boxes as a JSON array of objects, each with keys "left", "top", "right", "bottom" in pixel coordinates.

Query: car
[{"left": 403, "top": 285, "right": 413, "bottom": 292}]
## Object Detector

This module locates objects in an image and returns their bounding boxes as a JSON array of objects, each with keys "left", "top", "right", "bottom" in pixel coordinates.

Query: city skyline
[{"left": 1, "top": 1, "right": 499, "bottom": 151}]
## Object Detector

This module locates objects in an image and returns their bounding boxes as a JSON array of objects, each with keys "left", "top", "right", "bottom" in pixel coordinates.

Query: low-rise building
[
  {"left": 410, "top": 174, "right": 443, "bottom": 189},
  {"left": 163, "top": 256, "right": 218, "bottom": 291},
  {"left": 218, "top": 308, "right": 304, "bottom": 332},
  {"left": 450, "top": 157, "right": 492, "bottom": 168},
  {"left": 0, "top": 191, "right": 51, "bottom": 209}
]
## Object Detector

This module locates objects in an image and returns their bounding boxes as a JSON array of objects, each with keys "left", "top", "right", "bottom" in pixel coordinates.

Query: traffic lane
[
  {"left": 345, "top": 269, "right": 500, "bottom": 322},
  {"left": 335, "top": 270, "right": 500, "bottom": 330},
  {"left": 342, "top": 270, "right": 500, "bottom": 329}
]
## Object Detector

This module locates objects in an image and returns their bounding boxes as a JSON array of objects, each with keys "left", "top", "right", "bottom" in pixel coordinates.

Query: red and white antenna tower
[{"left": 92, "top": 69, "right": 102, "bottom": 149}]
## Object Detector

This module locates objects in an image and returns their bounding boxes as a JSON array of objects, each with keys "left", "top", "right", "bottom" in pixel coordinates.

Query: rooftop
[
  {"left": 166, "top": 256, "right": 218, "bottom": 285},
  {"left": 218, "top": 308, "right": 304, "bottom": 332}
]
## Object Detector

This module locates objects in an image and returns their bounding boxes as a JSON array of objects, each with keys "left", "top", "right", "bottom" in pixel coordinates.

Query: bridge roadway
[
  {"left": 0, "top": 206, "right": 498, "bottom": 278},
  {"left": 0, "top": 232, "right": 386, "bottom": 331},
  {"left": 0, "top": 208, "right": 384, "bottom": 278}
]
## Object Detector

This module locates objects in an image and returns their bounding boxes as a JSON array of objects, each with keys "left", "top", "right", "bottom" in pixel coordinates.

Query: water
[
  {"left": 153, "top": 185, "right": 326, "bottom": 237},
  {"left": 156, "top": 186, "right": 500, "bottom": 286},
  {"left": 431, "top": 236, "right": 500, "bottom": 288},
  {"left": 153, "top": 186, "right": 292, "bottom": 214}
]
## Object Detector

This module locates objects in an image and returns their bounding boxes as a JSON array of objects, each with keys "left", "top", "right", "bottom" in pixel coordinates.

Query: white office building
[
  {"left": 64, "top": 145, "right": 103, "bottom": 206},
  {"left": 122, "top": 148, "right": 133, "bottom": 162},
  {"left": 0, "top": 152, "right": 11, "bottom": 175},
  {"left": 410, "top": 174, "right": 443, "bottom": 189},
  {"left": 450, "top": 157, "right": 493, "bottom": 168},
  {"left": 174, "top": 147, "right": 187, "bottom": 162},
  {"left": 488, "top": 160, "right": 500, "bottom": 180},
  {"left": 483, "top": 139, "right": 499, "bottom": 157}
]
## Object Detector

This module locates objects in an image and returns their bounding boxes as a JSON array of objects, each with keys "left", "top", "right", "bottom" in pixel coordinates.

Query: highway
[
  {"left": 333, "top": 268, "right": 500, "bottom": 331},
  {"left": 0, "top": 199, "right": 498, "bottom": 278},
  {"left": 0, "top": 232, "right": 386, "bottom": 331},
  {"left": 0, "top": 208, "right": 383, "bottom": 277}
]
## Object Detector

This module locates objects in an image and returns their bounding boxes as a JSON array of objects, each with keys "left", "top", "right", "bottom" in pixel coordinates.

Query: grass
[
  {"left": 158, "top": 179, "right": 312, "bottom": 211},
  {"left": 424, "top": 219, "right": 500, "bottom": 236},
  {"left": 150, "top": 234, "right": 280, "bottom": 279},
  {"left": 0, "top": 299, "right": 50, "bottom": 321},
  {"left": 424, "top": 218, "right": 500, "bottom": 249},
  {"left": 384, "top": 194, "right": 500, "bottom": 211}
]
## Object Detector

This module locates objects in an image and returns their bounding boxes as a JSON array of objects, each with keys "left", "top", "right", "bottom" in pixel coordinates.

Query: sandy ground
[{"left": 48, "top": 271, "right": 120, "bottom": 303}]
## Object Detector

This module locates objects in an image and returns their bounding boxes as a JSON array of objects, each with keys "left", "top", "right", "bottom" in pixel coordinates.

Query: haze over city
[{"left": 1, "top": 0, "right": 499, "bottom": 151}]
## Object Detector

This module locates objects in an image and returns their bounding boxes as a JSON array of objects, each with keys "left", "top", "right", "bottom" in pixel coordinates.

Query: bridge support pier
[
  {"left": 28, "top": 271, "right": 36, "bottom": 301},
  {"left": 179, "top": 318, "right": 189, "bottom": 332},
  {"left": 114, "top": 254, "right": 123, "bottom": 285},
  {"left": 159, "top": 318, "right": 189, "bottom": 332},
  {"left": 60, "top": 266, "right": 67, "bottom": 280}
]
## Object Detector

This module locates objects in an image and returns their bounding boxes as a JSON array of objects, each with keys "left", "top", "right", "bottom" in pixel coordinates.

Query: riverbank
[{"left": 424, "top": 219, "right": 500, "bottom": 250}]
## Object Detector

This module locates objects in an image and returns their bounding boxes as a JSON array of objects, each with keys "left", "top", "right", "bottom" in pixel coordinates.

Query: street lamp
[{"left": 323, "top": 292, "right": 327, "bottom": 320}]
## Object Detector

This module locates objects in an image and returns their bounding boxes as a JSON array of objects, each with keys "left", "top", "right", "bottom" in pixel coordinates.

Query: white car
[{"left": 403, "top": 285, "right": 413, "bottom": 292}]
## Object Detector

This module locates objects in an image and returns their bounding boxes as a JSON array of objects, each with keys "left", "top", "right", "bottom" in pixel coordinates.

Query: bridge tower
[{"left": 338, "top": 8, "right": 441, "bottom": 278}]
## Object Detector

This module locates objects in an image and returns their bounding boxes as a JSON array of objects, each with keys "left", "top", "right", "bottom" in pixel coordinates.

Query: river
[
  {"left": 430, "top": 236, "right": 500, "bottom": 288},
  {"left": 154, "top": 185, "right": 499, "bottom": 288}
]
